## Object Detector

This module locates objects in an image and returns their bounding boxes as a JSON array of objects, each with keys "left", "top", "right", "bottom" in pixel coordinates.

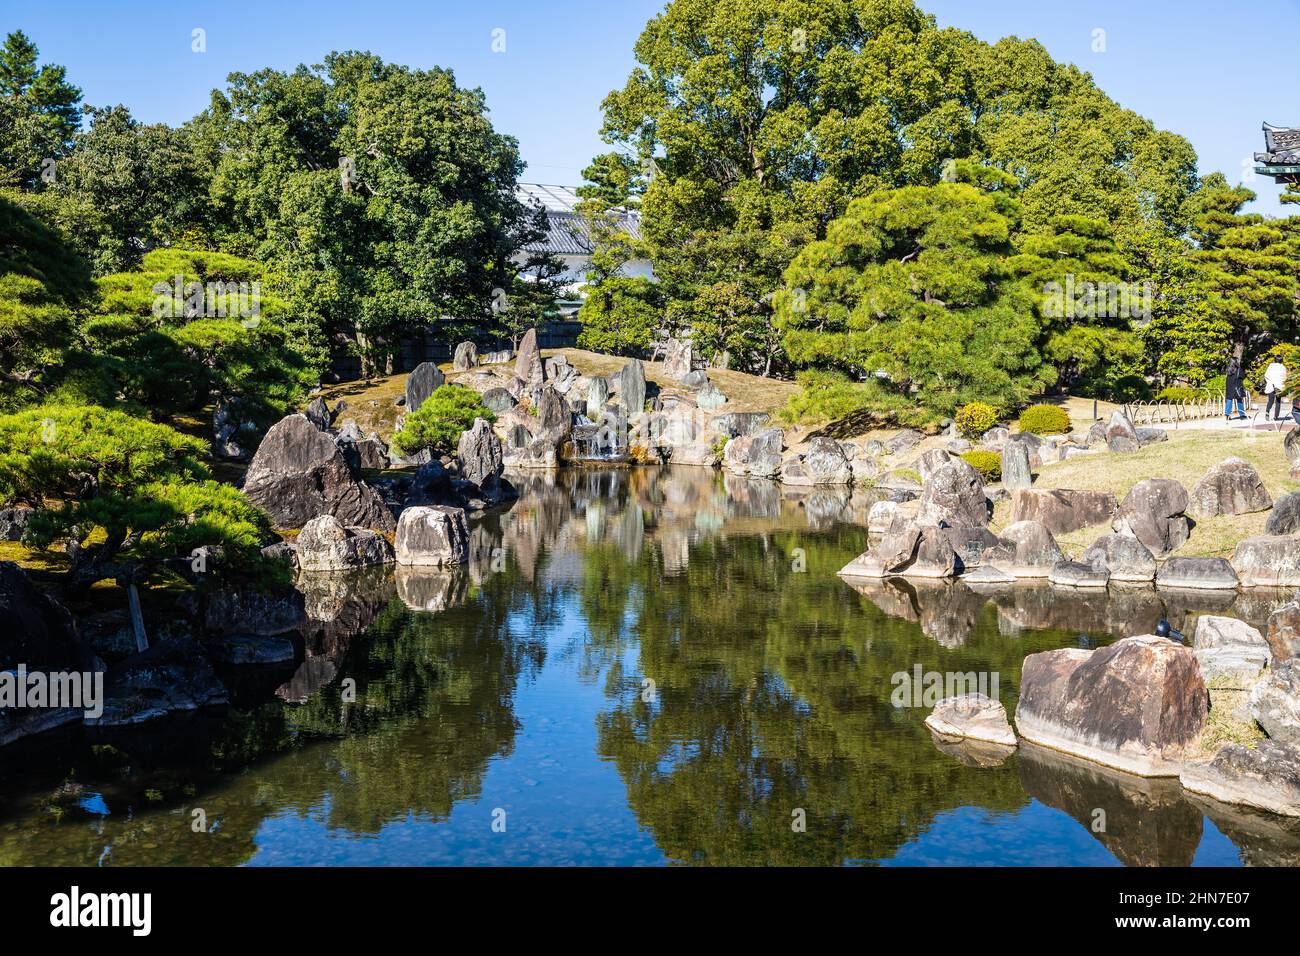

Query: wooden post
[{"left": 126, "top": 582, "right": 148, "bottom": 653}]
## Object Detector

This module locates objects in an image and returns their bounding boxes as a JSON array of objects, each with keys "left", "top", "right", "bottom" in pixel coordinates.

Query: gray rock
[
  {"left": 1232, "top": 535, "right": 1300, "bottom": 589},
  {"left": 839, "top": 523, "right": 956, "bottom": 579},
  {"left": 295, "top": 514, "right": 394, "bottom": 572},
  {"left": 405, "top": 361, "right": 446, "bottom": 414},
  {"left": 1189, "top": 457, "right": 1273, "bottom": 518},
  {"left": 1266, "top": 492, "right": 1300, "bottom": 535},
  {"left": 917, "top": 448, "right": 953, "bottom": 483},
  {"left": 1001, "top": 440, "right": 1033, "bottom": 490},
  {"left": 1049, "top": 560, "right": 1110, "bottom": 589},
  {"left": 925, "top": 694, "right": 1017, "bottom": 746},
  {"left": 212, "top": 633, "right": 296, "bottom": 666},
  {"left": 988, "top": 520, "right": 1064, "bottom": 577},
  {"left": 1106, "top": 410, "right": 1140, "bottom": 453},
  {"left": 0, "top": 507, "right": 33, "bottom": 542},
  {"left": 1192, "top": 615, "right": 1271, "bottom": 687},
  {"left": 1136, "top": 427, "right": 1168, "bottom": 445},
  {"left": 697, "top": 380, "right": 726, "bottom": 411},
  {"left": 88, "top": 637, "right": 227, "bottom": 728},
  {"left": 1156, "top": 556, "right": 1239, "bottom": 591},
  {"left": 457, "top": 418, "right": 504, "bottom": 486},
  {"left": 616, "top": 359, "right": 646, "bottom": 415},
  {"left": 710, "top": 411, "right": 770, "bottom": 438},
  {"left": 482, "top": 387, "right": 516, "bottom": 415},
  {"left": 212, "top": 398, "right": 259, "bottom": 460},
  {"left": 1181, "top": 740, "right": 1300, "bottom": 816},
  {"left": 1009, "top": 488, "right": 1117, "bottom": 535},
  {"left": 663, "top": 338, "right": 693, "bottom": 380},
  {"left": 884, "top": 429, "right": 924, "bottom": 455},
  {"left": 453, "top": 341, "right": 478, "bottom": 371},
  {"left": 981, "top": 426, "right": 1010, "bottom": 449},
  {"left": 780, "top": 437, "right": 852, "bottom": 486},
  {"left": 1015, "top": 635, "right": 1208, "bottom": 777},
  {"left": 515, "top": 328, "right": 544, "bottom": 387},
  {"left": 723, "top": 427, "right": 784, "bottom": 479},
  {"left": 304, "top": 396, "right": 330, "bottom": 431},
  {"left": 243, "top": 415, "right": 395, "bottom": 531},
  {"left": 1250, "top": 660, "right": 1300, "bottom": 744},
  {"left": 1112, "top": 479, "right": 1190, "bottom": 556},
  {"left": 1079, "top": 533, "right": 1157, "bottom": 583},
  {"left": 395, "top": 505, "right": 470, "bottom": 567},
  {"left": 203, "top": 585, "right": 305, "bottom": 637},
  {"left": 1287, "top": 428, "right": 1300, "bottom": 474},
  {"left": 585, "top": 377, "right": 609, "bottom": 420},
  {"left": 916, "top": 459, "right": 988, "bottom": 528}
]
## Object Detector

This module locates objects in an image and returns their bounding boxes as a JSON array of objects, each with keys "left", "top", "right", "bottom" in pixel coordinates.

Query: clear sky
[{"left": 4, "top": 0, "right": 1298, "bottom": 215}]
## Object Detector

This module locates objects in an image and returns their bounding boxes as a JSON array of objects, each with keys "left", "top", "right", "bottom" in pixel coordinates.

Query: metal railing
[{"left": 1124, "top": 391, "right": 1230, "bottom": 427}]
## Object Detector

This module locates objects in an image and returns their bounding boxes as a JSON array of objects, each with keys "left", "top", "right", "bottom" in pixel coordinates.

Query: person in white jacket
[{"left": 1264, "top": 357, "right": 1288, "bottom": 421}]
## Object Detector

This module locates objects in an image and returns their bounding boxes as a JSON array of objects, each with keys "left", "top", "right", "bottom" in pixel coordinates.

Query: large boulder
[
  {"left": 453, "top": 341, "right": 478, "bottom": 372},
  {"left": 710, "top": 412, "right": 771, "bottom": 438},
  {"left": 295, "top": 515, "right": 394, "bottom": 573},
  {"left": 1009, "top": 488, "right": 1116, "bottom": 535},
  {"left": 303, "top": 396, "right": 331, "bottom": 431},
  {"left": 663, "top": 338, "right": 693, "bottom": 380},
  {"left": 1001, "top": 440, "right": 1033, "bottom": 490},
  {"left": 915, "top": 459, "right": 988, "bottom": 528},
  {"left": 1267, "top": 600, "right": 1300, "bottom": 661},
  {"left": 515, "top": 328, "right": 544, "bottom": 388},
  {"left": 1232, "top": 535, "right": 1300, "bottom": 588},
  {"left": 0, "top": 506, "right": 33, "bottom": 542},
  {"left": 986, "top": 520, "right": 1064, "bottom": 577},
  {"left": 1156, "top": 556, "right": 1239, "bottom": 591},
  {"left": 243, "top": 415, "right": 395, "bottom": 531},
  {"left": 1105, "top": 410, "right": 1140, "bottom": 453},
  {"left": 616, "top": 358, "right": 647, "bottom": 415},
  {"left": 1189, "top": 457, "right": 1273, "bottom": 517},
  {"left": 697, "top": 380, "right": 727, "bottom": 411},
  {"left": 1266, "top": 492, "right": 1300, "bottom": 535},
  {"left": 482, "top": 387, "right": 516, "bottom": 415},
  {"left": 457, "top": 418, "right": 504, "bottom": 486},
  {"left": 1079, "top": 533, "right": 1157, "bottom": 583},
  {"left": 1180, "top": 740, "right": 1300, "bottom": 817},
  {"left": 585, "top": 377, "right": 609, "bottom": 420},
  {"left": 1192, "top": 615, "right": 1271, "bottom": 687},
  {"left": 1286, "top": 428, "right": 1300, "bottom": 477},
  {"left": 1015, "top": 635, "right": 1208, "bottom": 776},
  {"left": 1250, "top": 659, "right": 1300, "bottom": 744},
  {"left": 405, "top": 361, "right": 446, "bottom": 414},
  {"left": 87, "top": 637, "right": 228, "bottom": 729},
  {"left": 780, "top": 438, "right": 852, "bottom": 486},
  {"left": 838, "top": 524, "right": 956, "bottom": 580},
  {"left": 395, "top": 505, "right": 470, "bottom": 567},
  {"left": 924, "top": 694, "right": 1016, "bottom": 746},
  {"left": 916, "top": 448, "right": 952, "bottom": 483},
  {"left": 1111, "top": 479, "right": 1190, "bottom": 556},
  {"left": 723, "top": 427, "right": 784, "bottom": 479},
  {"left": 0, "top": 562, "right": 102, "bottom": 746}
]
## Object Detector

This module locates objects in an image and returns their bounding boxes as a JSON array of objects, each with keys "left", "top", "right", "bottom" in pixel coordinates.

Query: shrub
[
  {"left": 954, "top": 402, "right": 999, "bottom": 440},
  {"left": 1017, "top": 403, "right": 1071, "bottom": 435},
  {"left": 391, "top": 384, "right": 495, "bottom": 457},
  {"left": 1155, "top": 385, "right": 1209, "bottom": 404},
  {"left": 777, "top": 369, "right": 872, "bottom": 424},
  {"left": 960, "top": 450, "right": 1002, "bottom": 482},
  {"left": 1103, "top": 374, "right": 1153, "bottom": 404}
]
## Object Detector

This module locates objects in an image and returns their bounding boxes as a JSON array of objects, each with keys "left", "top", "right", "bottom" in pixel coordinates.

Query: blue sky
[{"left": 4, "top": 0, "right": 1298, "bottom": 215}]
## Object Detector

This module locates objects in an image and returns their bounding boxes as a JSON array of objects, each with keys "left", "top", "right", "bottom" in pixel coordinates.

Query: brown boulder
[
  {"left": 1112, "top": 479, "right": 1190, "bottom": 556},
  {"left": 916, "top": 459, "right": 988, "bottom": 528},
  {"left": 1189, "top": 457, "right": 1273, "bottom": 517},
  {"left": 1267, "top": 600, "right": 1300, "bottom": 661},
  {"left": 1009, "top": 488, "right": 1117, "bottom": 535}
]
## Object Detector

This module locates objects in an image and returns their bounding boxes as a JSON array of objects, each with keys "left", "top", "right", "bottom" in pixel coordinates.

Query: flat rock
[
  {"left": 1049, "top": 560, "right": 1110, "bottom": 589},
  {"left": 1156, "top": 556, "right": 1239, "bottom": 591},
  {"left": 924, "top": 693, "right": 1017, "bottom": 746},
  {"left": 1180, "top": 740, "right": 1300, "bottom": 817},
  {"left": 1015, "top": 635, "right": 1208, "bottom": 777}
]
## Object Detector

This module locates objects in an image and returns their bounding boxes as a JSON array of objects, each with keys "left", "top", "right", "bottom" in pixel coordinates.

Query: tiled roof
[{"left": 516, "top": 184, "right": 642, "bottom": 257}]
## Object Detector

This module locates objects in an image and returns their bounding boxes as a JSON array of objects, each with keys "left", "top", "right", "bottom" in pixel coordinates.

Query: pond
[{"left": 1, "top": 466, "right": 1297, "bottom": 866}]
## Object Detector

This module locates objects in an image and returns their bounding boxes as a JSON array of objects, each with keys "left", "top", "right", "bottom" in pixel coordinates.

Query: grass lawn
[{"left": 991, "top": 427, "right": 1300, "bottom": 559}]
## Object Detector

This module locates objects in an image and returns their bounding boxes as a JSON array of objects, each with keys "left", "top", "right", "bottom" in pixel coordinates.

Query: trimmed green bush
[
  {"left": 954, "top": 401, "right": 999, "bottom": 440},
  {"left": 776, "top": 369, "right": 872, "bottom": 424},
  {"left": 1017, "top": 404, "right": 1071, "bottom": 435},
  {"left": 960, "top": 450, "right": 1002, "bottom": 482},
  {"left": 391, "top": 384, "right": 495, "bottom": 456}
]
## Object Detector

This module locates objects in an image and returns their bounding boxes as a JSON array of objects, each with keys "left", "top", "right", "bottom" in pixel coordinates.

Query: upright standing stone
[
  {"left": 304, "top": 397, "right": 331, "bottom": 432},
  {"left": 405, "top": 361, "right": 445, "bottom": 414},
  {"left": 1001, "top": 440, "right": 1032, "bottom": 490},
  {"left": 515, "top": 328, "right": 544, "bottom": 388},
  {"left": 395, "top": 506, "right": 470, "bottom": 566},
  {"left": 664, "top": 338, "right": 693, "bottom": 380},
  {"left": 453, "top": 341, "right": 478, "bottom": 372},
  {"left": 617, "top": 359, "right": 646, "bottom": 415},
  {"left": 457, "top": 418, "right": 504, "bottom": 486},
  {"left": 586, "top": 376, "right": 609, "bottom": 420}
]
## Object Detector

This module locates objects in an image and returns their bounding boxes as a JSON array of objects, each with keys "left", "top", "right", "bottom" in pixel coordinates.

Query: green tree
[
  {"left": 776, "top": 174, "right": 1051, "bottom": 415},
  {"left": 577, "top": 276, "right": 661, "bottom": 356},
  {"left": 391, "top": 385, "right": 495, "bottom": 457},
  {"left": 0, "top": 31, "right": 82, "bottom": 189}
]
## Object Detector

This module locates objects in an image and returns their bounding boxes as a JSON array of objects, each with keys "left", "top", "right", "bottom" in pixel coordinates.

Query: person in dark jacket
[{"left": 1225, "top": 357, "right": 1247, "bottom": 420}]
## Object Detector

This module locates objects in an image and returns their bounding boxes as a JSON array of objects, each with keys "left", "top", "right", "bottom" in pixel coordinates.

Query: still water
[{"left": 2, "top": 467, "right": 1298, "bottom": 866}]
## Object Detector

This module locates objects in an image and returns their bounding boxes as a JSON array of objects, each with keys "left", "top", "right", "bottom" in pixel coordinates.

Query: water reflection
[{"left": 0, "top": 466, "right": 1290, "bottom": 866}]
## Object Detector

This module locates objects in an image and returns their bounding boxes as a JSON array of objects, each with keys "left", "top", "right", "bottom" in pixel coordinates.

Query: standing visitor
[
  {"left": 1224, "top": 356, "right": 1247, "bottom": 421},
  {"left": 1264, "top": 355, "right": 1288, "bottom": 422}
]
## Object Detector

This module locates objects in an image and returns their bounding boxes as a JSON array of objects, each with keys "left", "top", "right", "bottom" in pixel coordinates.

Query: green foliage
[
  {"left": 391, "top": 385, "right": 495, "bottom": 457},
  {"left": 576, "top": 276, "right": 661, "bottom": 356},
  {"left": 1155, "top": 385, "right": 1210, "bottom": 404},
  {"left": 954, "top": 402, "right": 999, "bottom": 440},
  {"left": 0, "top": 404, "right": 272, "bottom": 581},
  {"left": 0, "top": 31, "right": 82, "bottom": 189},
  {"left": 1249, "top": 343, "right": 1300, "bottom": 393},
  {"left": 776, "top": 370, "right": 872, "bottom": 425},
  {"left": 959, "top": 450, "right": 1001, "bottom": 482},
  {"left": 777, "top": 180, "right": 1052, "bottom": 416},
  {"left": 1017, "top": 404, "right": 1071, "bottom": 435}
]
